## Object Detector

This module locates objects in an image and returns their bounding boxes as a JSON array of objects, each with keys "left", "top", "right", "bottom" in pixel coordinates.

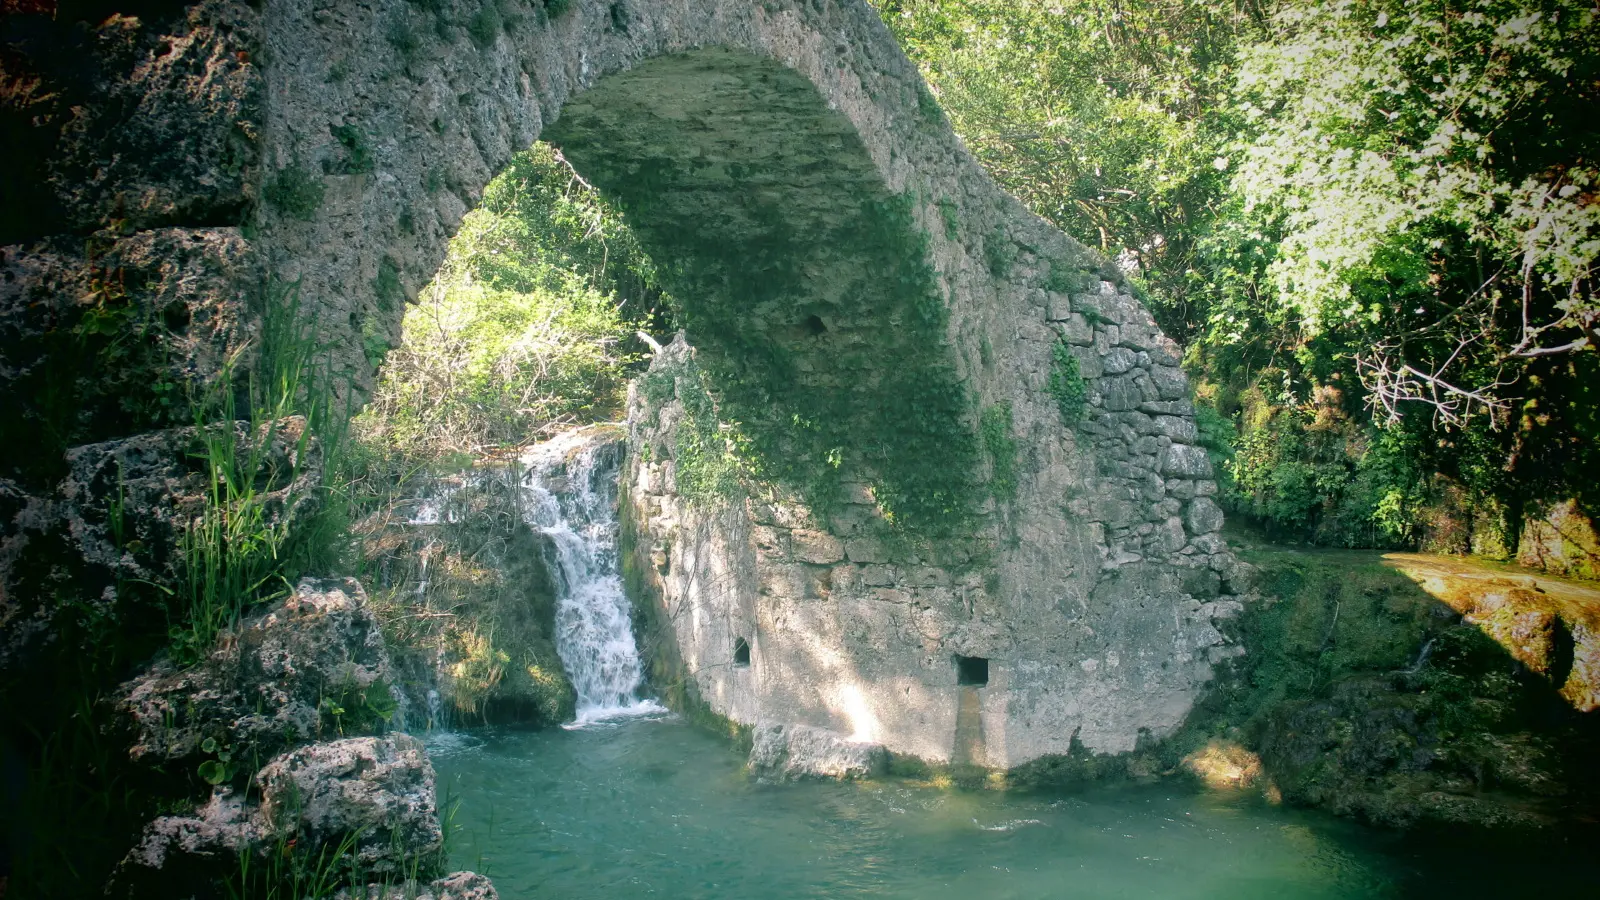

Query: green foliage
[
  {"left": 645, "top": 187, "right": 983, "bottom": 536},
  {"left": 265, "top": 162, "right": 325, "bottom": 220},
  {"left": 373, "top": 257, "right": 404, "bottom": 311},
  {"left": 468, "top": 5, "right": 502, "bottom": 48},
  {"left": 1047, "top": 339, "right": 1087, "bottom": 425},
  {"left": 980, "top": 402, "right": 1018, "bottom": 500},
  {"left": 359, "top": 143, "right": 660, "bottom": 460},
  {"left": 878, "top": 0, "right": 1600, "bottom": 554},
  {"left": 937, "top": 197, "right": 960, "bottom": 241},
  {"left": 876, "top": 0, "right": 1249, "bottom": 325},
  {"left": 329, "top": 124, "right": 374, "bottom": 175},
  {"left": 544, "top": 0, "right": 572, "bottom": 18},
  {"left": 1208, "top": 378, "right": 1429, "bottom": 547},
  {"left": 386, "top": 12, "right": 421, "bottom": 62},
  {"left": 672, "top": 365, "right": 749, "bottom": 503},
  {"left": 984, "top": 227, "right": 1015, "bottom": 277}
]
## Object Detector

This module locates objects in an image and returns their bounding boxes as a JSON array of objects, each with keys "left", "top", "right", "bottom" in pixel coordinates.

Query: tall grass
[{"left": 166, "top": 279, "right": 355, "bottom": 665}]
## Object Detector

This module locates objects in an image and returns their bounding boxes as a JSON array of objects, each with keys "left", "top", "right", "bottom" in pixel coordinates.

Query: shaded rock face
[
  {"left": 117, "top": 577, "right": 398, "bottom": 777},
  {"left": 0, "top": 416, "right": 318, "bottom": 676},
  {"left": 113, "top": 735, "right": 446, "bottom": 898},
  {"left": 1171, "top": 548, "right": 1600, "bottom": 831},
  {"left": 749, "top": 723, "right": 888, "bottom": 782}
]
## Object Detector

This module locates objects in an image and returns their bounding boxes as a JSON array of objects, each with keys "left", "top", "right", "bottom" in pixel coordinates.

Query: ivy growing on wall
[{"left": 1048, "top": 339, "right": 1088, "bottom": 426}]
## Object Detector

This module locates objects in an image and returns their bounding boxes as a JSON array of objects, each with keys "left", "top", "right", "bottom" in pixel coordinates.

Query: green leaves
[{"left": 1048, "top": 340, "right": 1088, "bottom": 426}]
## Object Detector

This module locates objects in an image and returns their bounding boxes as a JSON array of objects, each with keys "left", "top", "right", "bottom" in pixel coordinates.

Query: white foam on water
[{"left": 521, "top": 430, "right": 665, "bottom": 728}]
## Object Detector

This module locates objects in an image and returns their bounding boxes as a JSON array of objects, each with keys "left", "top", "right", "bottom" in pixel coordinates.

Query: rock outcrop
[
  {"left": 113, "top": 735, "right": 449, "bottom": 898},
  {"left": 117, "top": 577, "right": 400, "bottom": 777},
  {"left": 0, "top": 416, "right": 319, "bottom": 675},
  {"left": 748, "top": 723, "right": 888, "bottom": 781},
  {"left": 337, "top": 871, "right": 500, "bottom": 900}
]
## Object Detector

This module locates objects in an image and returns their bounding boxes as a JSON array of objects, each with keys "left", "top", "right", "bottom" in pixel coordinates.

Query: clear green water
[{"left": 430, "top": 717, "right": 1586, "bottom": 899}]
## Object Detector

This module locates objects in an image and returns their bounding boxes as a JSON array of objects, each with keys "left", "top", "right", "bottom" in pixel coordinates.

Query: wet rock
[
  {"left": 116, "top": 577, "right": 396, "bottom": 775},
  {"left": 749, "top": 723, "right": 888, "bottom": 781}
]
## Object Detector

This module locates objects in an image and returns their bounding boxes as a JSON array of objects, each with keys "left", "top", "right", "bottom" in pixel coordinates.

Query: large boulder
[
  {"left": 256, "top": 734, "right": 443, "bottom": 878},
  {"left": 116, "top": 577, "right": 398, "bottom": 780},
  {"left": 748, "top": 723, "right": 888, "bottom": 782},
  {"left": 112, "top": 735, "right": 449, "bottom": 899}
]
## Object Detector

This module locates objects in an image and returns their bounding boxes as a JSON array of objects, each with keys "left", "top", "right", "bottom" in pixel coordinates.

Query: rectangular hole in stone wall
[
  {"left": 734, "top": 637, "right": 751, "bottom": 667},
  {"left": 955, "top": 654, "right": 988, "bottom": 686}
]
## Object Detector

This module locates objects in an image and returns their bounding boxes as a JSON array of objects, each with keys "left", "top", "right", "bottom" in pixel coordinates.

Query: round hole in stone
[{"left": 803, "top": 314, "right": 827, "bottom": 336}]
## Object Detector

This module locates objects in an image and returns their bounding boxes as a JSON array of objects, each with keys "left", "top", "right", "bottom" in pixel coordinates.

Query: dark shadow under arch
[{"left": 546, "top": 47, "right": 981, "bottom": 533}]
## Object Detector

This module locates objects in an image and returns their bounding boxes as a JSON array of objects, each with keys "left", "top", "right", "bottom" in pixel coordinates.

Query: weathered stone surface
[
  {"left": 1185, "top": 498, "right": 1225, "bottom": 536},
  {"left": 0, "top": 417, "right": 319, "bottom": 675},
  {"left": 113, "top": 736, "right": 447, "bottom": 898},
  {"left": 116, "top": 577, "right": 396, "bottom": 772},
  {"left": 50, "top": 4, "right": 262, "bottom": 231},
  {"left": 338, "top": 872, "right": 500, "bottom": 900},
  {"left": 627, "top": 329, "right": 1241, "bottom": 768},
  {"left": 749, "top": 722, "right": 888, "bottom": 781},
  {"left": 117, "top": 786, "right": 263, "bottom": 876},
  {"left": 257, "top": 734, "right": 443, "bottom": 877},
  {"left": 1160, "top": 444, "right": 1213, "bottom": 480}
]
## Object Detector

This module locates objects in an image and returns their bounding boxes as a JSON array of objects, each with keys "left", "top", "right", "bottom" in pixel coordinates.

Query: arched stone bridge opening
[
  {"left": 545, "top": 47, "right": 977, "bottom": 532},
  {"left": 2, "top": 0, "right": 1247, "bottom": 768}
]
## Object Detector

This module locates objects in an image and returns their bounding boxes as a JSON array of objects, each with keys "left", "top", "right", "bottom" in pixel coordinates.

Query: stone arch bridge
[{"left": 1, "top": 0, "right": 1244, "bottom": 768}]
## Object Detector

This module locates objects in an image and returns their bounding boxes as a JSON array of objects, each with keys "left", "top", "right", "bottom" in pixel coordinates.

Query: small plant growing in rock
[
  {"left": 329, "top": 124, "right": 375, "bottom": 174},
  {"left": 938, "top": 198, "right": 960, "bottom": 241},
  {"left": 265, "top": 163, "right": 325, "bottom": 220},
  {"left": 981, "top": 402, "right": 1018, "bottom": 500},
  {"left": 468, "top": 6, "right": 502, "bottom": 47},
  {"left": 197, "top": 735, "right": 237, "bottom": 786},
  {"left": 1048, "top": 339, "right": 1088, "bottom": 425},
  {"left": 985, "top": 227, "right": 1016, "bottom": 277}
]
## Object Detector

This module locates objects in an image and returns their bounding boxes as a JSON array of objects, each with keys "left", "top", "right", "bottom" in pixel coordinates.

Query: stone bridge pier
[{"left": 2, "top": 0, "right": 1245, "bottom": 769}]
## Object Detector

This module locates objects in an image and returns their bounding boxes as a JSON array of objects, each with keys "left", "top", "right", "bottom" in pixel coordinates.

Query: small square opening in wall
[
  {"left": 733, "top": 637, "right": 751, "bottom": 667},
  {"left": 955, "top": 655, "right": 989, "bottom": 686}
]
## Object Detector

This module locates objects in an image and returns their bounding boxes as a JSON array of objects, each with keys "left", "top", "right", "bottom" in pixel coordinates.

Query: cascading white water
[{"left": 520, "top": 429, "right": 665, "bottom": 727}]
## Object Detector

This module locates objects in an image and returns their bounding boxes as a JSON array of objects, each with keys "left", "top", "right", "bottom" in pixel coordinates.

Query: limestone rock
[
  {"left": 338, "top": 872, "right": 500, "bottom": 900},
  {"left": 0, "top": 417, "right": 318, "bottom": 677},
  {"left": 1185, "top": 498, "right": 1225, "bottom": 536},
  {"left": 51, "top": 4, "right": 262, "bottom": 231},
  {"left": 1159, "top": 444, "right": 1213, "bottom": 480},
  {"left": 749, "top": 723, "right": 888, "bottom": 781},
  {"left": 112, "top": 736, "right": 444, "bottom": 898},
  {"left": 116, "top": 577, "right": 396, "bottom": 774},
  {"left": 257, "top": 735, "right": 444, "bottom": 878}
]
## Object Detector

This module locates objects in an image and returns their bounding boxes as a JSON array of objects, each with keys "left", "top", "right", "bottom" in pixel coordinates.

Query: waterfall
[{"left": 520, "top": 429, "right": 665, "bottom": 727}]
